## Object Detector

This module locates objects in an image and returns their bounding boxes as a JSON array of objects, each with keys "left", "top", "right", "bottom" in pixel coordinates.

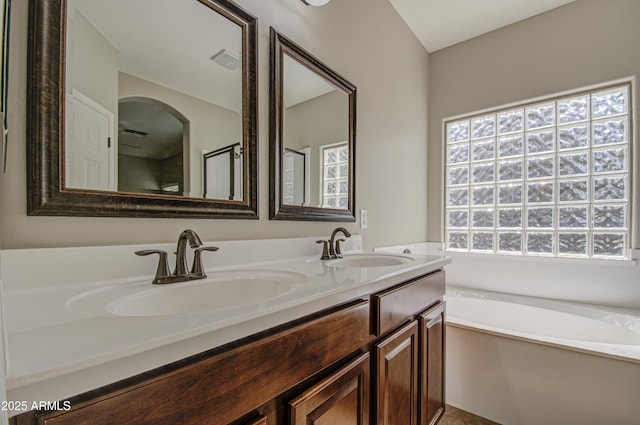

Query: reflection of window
[
  {"left": 444, "top": 81, "right": 632, "bottom": 259},
  {"left": 321, "top": 142, "right": 349, "bottom": 209}
]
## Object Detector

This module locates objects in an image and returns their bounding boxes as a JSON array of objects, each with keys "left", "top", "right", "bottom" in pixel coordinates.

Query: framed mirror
[
  {"left": 269, "top": 28, "right": 356, "bottom": 221},
  {"left": 27, "top": 0, "right": 258, "bottom": 218}
]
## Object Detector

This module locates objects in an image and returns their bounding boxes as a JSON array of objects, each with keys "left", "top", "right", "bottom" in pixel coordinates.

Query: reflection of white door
[
  {"left": 204, "top": 145, "right": 243, "bottom": 201},
  {"left": 66, "top": 90, "right": 116, "bottom": 191}
]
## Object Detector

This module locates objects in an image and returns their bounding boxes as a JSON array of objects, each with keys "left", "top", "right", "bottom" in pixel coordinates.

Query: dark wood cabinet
[
  {"left": 289, "top": 353, "right": 370, "bottom": 425},
  {"left": 11, "top": 270, "right": 446, "bottom": 425},
  {"left": 374, "top": 321, "right": 419, "bottom": 425},
  {"left": 419, "top": 302, "right": 446, "bottom": 425}
]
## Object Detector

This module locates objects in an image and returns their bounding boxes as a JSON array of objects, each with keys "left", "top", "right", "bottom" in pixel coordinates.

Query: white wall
[{"left": 0, "top": 0, "right": 429, "bottom": 250}]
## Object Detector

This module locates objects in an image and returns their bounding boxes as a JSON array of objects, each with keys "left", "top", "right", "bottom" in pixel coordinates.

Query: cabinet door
[
  {"left": 289, "top": 353, "right": 370, "bottom": 425},
  {"left": 374, "top": 321, "right": 419, "bottom": 425},
  {"left": 419, "top": 302, "right": 446, "bottom": 425}
]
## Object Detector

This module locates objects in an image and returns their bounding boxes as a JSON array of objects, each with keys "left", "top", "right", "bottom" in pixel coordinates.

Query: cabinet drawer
[{"left": 371, "top": 271, "right": 445, "bottom": 336}]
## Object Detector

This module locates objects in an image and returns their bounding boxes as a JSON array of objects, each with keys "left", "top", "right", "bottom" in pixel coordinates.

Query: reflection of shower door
[
  {"left": 284, "top": 148, "right": 307, "bottom": 206},
  {"left": 66, "top": 89, "right": 116, "bottom": 191},
  {"left": 204, "top": 143, "right": 243, "bottom": 200}
]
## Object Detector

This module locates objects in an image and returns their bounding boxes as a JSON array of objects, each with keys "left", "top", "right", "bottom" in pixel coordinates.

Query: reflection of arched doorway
[{"left": 117, "top": 97, "right": 190, "bottom": 195}]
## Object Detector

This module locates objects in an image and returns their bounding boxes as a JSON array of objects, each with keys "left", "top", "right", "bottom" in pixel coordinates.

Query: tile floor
[{"left": 439, "top": 405, "right": 501, "bottom": 425}]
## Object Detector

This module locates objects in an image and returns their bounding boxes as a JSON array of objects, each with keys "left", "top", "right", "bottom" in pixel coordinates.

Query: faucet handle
[
  {"left": 316, "top": 240, "right": 331, "bottom": 260},
  {"left": 335, "top": 238, "right": 346, "bottom": 258},
  {"left": 190, "top": 246, "right": 219, "bottom": 278},
  {"left": 135, "top": 250, "right": 171, "bottom": 285}
]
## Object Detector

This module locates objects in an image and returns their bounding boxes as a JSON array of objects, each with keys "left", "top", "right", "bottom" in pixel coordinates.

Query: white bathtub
[
  {"left": 446, "top": 287, "right": 640, "bottom": 362},
  {"left": 445, "top": 287, "right": 640, "bottom": 425}
]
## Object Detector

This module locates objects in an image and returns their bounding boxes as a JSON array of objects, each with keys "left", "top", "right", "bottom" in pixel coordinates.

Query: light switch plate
[{"left": 360, "top": 209, "right": 368, "bottom": 229}]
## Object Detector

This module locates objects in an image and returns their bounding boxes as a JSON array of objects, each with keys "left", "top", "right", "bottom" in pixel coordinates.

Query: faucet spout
[
  {"left": 329, "top": 227, "right": 352, "bottom": 259},
  {"left": 175, "top": 229, "right": 203, "bottom": 276}
]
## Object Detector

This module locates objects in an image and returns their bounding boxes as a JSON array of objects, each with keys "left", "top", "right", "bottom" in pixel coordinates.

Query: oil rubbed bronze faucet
[
  {"left": 316, "top": 227, "right": 352, "bottom": 260},
  {"left": 135, "top": 229, "right": 219, "bottom": 284}
]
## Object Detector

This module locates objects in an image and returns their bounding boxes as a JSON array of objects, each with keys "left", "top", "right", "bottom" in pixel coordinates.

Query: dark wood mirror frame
[
  {"left": 26, "top": 0, "right": 258, "bottom": 219},
  {"left": 269, "top": 27, "right": 356, "bottom": 222}
]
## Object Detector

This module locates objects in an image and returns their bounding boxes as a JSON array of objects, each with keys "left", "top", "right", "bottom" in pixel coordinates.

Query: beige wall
[
  {"left": 428, "top": 0, "right": 640, "bottom": 247},
  {"left": 0, "top": 0, "right": 429, "bottom": 249}
]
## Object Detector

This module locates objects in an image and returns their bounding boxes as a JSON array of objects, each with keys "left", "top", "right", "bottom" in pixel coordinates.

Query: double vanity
[{"left": 4, "top": 234, "right": 450, "bottom": 424}]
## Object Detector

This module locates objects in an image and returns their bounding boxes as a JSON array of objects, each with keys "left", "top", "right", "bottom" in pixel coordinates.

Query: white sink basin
[
  {"left": 67, "top": 270, "right": 305, "bottom": 317},
  {"left": 325, "top": 253, "right": 414, "bottom": 268}
]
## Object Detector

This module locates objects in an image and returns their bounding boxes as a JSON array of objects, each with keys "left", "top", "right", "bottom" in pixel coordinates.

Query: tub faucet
[
  {"left": 135, "top": 229, "right": 219, "bottom": 284},
  {"left": 328, "top": 227, "right": 351, "bottom": 259}
]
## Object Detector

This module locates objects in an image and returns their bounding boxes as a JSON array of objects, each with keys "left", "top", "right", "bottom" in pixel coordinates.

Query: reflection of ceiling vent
[
  {"left": 121, "top": 128, "right": 148, "bottom": 138},
  {"left": 211, "top": 49, "right": 240, "bottom": 71}
]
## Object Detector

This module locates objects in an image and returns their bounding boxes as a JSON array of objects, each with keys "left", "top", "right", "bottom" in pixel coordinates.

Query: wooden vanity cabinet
[{"left": 11, "top": 270, "right": 446, "bottom": 425}]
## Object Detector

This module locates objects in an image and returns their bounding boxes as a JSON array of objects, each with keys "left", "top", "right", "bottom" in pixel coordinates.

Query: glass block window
[
  {"left": 445, "top": 83, "right": 632, "bottom": 259},
  {"left": 321, "top": 142, "right": 349, "bottom": 209}
]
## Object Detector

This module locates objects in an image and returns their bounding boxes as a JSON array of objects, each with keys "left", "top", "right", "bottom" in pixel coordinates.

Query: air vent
[
  {"left": 211, "top": 49, "right": 240, "bottom": 71},
  {"left": 121, "top": 128, "right": 148, "bottom": 138}
]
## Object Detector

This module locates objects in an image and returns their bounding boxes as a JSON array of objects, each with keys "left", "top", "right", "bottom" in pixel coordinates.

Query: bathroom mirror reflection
[
  {"left": 270, "top": 28, "right": 356, "bottom": 221},
  {"left": 27, "top": 0, "right": 258, "bottom": 218}
]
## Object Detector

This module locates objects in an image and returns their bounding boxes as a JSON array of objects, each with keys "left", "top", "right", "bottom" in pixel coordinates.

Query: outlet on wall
[{"left": 360, "top": 209, "right": 368, "bottom": 229}]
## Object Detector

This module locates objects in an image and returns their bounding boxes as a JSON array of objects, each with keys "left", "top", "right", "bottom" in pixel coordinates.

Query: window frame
[{"left": 442, "top": 78, "right": 635, "bottom": 260}]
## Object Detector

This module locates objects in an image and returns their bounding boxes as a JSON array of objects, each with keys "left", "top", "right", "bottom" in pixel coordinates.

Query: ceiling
[{"left": 387, "top": 0, "right": 576, "bottom": 53}]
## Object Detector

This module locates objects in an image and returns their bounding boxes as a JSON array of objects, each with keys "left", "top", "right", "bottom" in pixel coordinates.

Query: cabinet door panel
[
  {"left": 375, "top": 321, "right": 419, "bottom": 425},
  {"left": 419, "top": 302, "right": 446, "bottom": 425},
  {"left": 290, "top": 353, "right": 370, "bottom": 425}
]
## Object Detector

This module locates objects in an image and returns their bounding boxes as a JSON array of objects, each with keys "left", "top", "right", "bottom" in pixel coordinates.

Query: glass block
[
  {"left": 592, "top": 87, "right": 627, "bottom": 119},
  {"left": 472, "top": 186, "right": 494, "bottom": 206},
  {"left": 472, "top": 115, "right": 496, "bottom": 139},
  {"left": 473, "top": 140, "right": 495, "bottom": 161},
  {"left": 448, "top": 189, "right": 469, "bottom": 207},
  {"left": 526, "top": 103, "right": 555, "bottom": 129},
  {"left": 325, "top": 165, "right": 337, "bottom": 179},
  {"left": 593, "top": 119, "right": 626, "bottom": 146},
  {"left": 448, "top": 232, "right": 468, "bottom": 250},
  {"left": 559, "top": 179, "right": 588, "bottom": 202},
  {"left": 338, "top": 179, "right": 348, "bottom": 194},
  {"left": 559, "top": 233, "right": 587, "bottom": 255},
  {"left": 593, "top": 176, "right": 626, "bottom": 201},
  {"left": 498, "top": 109, "right": 524, "bottom": 134},
  {"left": 498, "top": 135, "right": 524, "bottom": 157},
  {"left": 527, "top": 207, "right": 553, "bottom": 228},
  {"left": 324, "top": 197, "right": 337, "bottom": 208},
  {"left": 527, "top": 233, "right": 553, "bottom": 254},
  {"left": 558, "top": 125, "right": 589, "bottom": 150},
  {"left": 593, "top": 233, "right": 626, "bottom": 257},
  {"left": 499, "top": 160, "right": 523, "bottom": 181},
  {"left": 558, "top": 95, "right": 589, "bottom": 123},
  {"left": 472, "top": 232, "right": 494, "bottom": 251},
  {"left": 338, "top": 146, "right": 349, "bottom": 161},
  {"left": 448, "top": 120, "right": 470, "bottom": 143},
  {"left": 527, "top": 130, "right": 555, "bottom": 154},
  {"left": 448, "top": 144, "right": 469, "bottom": 164},
  {"left": 448, "top": 166, "right": 469, "bottom": 186},
  {"left": 499, "top": 208, "right": 522, "bottom": 228},
  {"left": 559, "top": 206, "right": 588, "bottom": 228},
  {"left": 339, "top": 164, "right": 349, "bottom": 178},
  {"left": 499, "top": 232, "right": 522, "bottom": 252},
  {"left": 527, "top": 182, "right": 553, "bottom": 203},
  {"left": 324, "top": 149, "right": 337, "bottom": 164},
  {"left": 338, "top": 196, "right": 348, "bottom": 209},
  {"left": 498, "top": 184, "right": 522, "bottom": 205},
  {"left": 593, "top": 147, "right": 626, "bottom": 173},
  {"left": 527, "top": 156, "right": 554, "bottom": 179},
  {"left": 473, "top": 164, "right": 494, "bottom": 183},
  {"left": 593, "top": 205, "right": 625, "bottom": 228},
  {"left": 472, "top": 209, "right": 494, "bottom": 228},
  {"left": 325, "top": 181, "right": 337, "bottom": 195},
  {"left": 448, "top": 210, "right": 468, "bottom": 228},
  {"left": 559, "top": 152, "right": 588, "bottom": 176}
]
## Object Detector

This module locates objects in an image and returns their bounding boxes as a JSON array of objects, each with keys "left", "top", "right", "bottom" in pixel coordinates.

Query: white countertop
[{"left": 1, "top": 236, "right": 450, "bottom": 412}]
